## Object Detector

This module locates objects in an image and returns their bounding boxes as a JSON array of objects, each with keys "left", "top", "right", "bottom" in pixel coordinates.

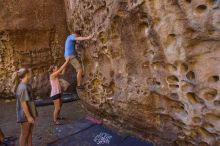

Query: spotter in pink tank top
[{"left": 50, "top": 77, "right": 61, "bottom": 97}]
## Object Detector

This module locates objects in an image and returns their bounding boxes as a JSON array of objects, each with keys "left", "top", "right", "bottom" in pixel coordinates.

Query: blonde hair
[{"left": 12, "top": 68, "right": 30, "bottom": 94}]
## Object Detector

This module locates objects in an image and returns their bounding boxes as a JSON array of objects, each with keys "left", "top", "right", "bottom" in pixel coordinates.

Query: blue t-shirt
[{"left": 64, "top": 34, "right": 76, "bottom": 57}]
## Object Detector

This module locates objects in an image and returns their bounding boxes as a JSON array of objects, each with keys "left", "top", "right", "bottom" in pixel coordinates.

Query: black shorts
[{"left": 51, "top": 93, "right": 61, "bottom": 100}]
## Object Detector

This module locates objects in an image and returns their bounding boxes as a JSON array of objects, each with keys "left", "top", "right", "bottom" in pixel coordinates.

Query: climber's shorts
[{"left": 69, "top": 56, "right": 82, "bottom": 72}]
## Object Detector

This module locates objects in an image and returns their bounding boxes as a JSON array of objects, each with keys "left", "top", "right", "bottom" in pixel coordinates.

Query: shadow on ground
[{"left": 0, "top": 101, "right": 86, "bottom": 146}]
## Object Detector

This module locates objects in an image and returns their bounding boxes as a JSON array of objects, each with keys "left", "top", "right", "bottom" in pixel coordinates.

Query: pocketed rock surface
[
  {"left": 1, "top": 0, "right": 220, "bottom": 145},
  {"left": 65, "top": 0, "right": 220, "bottom": 145}
]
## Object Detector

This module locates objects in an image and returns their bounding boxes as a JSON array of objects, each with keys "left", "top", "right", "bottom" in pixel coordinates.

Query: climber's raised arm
[
  {"left": 75, "top": 34, "right": 93, "bottom": 41},
  {"left": 50, "top": 58, "right": 70, "bottom": 78}
]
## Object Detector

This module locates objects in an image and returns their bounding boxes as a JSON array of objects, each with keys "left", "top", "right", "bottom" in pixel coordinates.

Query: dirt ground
[{"left": 0, "top": 100, "right": 87, "bottom": 146}]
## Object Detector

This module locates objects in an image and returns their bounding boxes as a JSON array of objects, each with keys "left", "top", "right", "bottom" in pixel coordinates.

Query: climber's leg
[
  {"left": 76, "top": 68, "right": 83, "bottom": 87},
  {"left": 70, "top": 56, "right": 83, "bottom": 89}
]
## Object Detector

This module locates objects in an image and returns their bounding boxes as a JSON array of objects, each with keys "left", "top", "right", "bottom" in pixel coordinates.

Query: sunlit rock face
[
  {"left": 0, "top": 0, "right": 67, "bottom": 98},
  {"left": 65, "top": 0, "right": 220, "bottom": 145}
]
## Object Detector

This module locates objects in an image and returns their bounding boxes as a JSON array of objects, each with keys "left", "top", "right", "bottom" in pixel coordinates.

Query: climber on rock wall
[{"left": 64, "top": 30, "right": 93, "bottom": 90}]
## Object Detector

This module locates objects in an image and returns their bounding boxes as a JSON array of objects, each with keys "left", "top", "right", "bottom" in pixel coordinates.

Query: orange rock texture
[
  {"left": 65, "top": 0, "right": 220, "bottom": 145},
  {"left": 1, "top": 0, "right": 220, "bottom": 145}
]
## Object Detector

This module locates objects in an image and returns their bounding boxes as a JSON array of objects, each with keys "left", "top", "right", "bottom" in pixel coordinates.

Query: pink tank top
[{"left": 50, "top": 77, "right": 61, "bottom": 97}]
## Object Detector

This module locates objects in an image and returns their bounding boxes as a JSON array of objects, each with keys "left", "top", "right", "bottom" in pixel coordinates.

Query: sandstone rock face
[
  {"left": 0, "top": 0, "right": 67, "bottom": 98},
  {"left": 65, "top": 0, "right": 220, "bottom": 145}
]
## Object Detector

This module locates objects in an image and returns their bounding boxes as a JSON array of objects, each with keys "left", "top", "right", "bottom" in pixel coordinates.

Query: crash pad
[
  {"left": 48, "top": 125, "right": 126, "bottom": 146},
  {"left": 119, "top": 136, "right": 154, "bottom": 146},
  {"left": 0, "top": 137, "right": 17, "bottom": 146},
  {"left": 53, "top": 117, "right": 96, "bottom": 139},
  {"left": 48, "top": 116, "right": 154, "bottom": 146},
  {"left": 35, "top": 93, "right": 79, "bottom": 107}
]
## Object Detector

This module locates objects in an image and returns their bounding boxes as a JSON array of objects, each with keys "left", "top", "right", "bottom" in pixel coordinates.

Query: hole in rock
[
  {"left": 203, "top": 122, "right": 214, "bottom": 129},
  {"left": 186, "top": 92, "right": 198, "bottom": 104},
  {"left": 103, "top": 77, "right": 107, "bottom": 81},
  {"left": 175, "top": 105, "right": 186, "bottom": 113},
  {"left": 188, "top": 58, "right": 197, "bottom": 65},
  {"left": 116, "top": 10, "right": 125, "bottom": 17},
  {"left": 174, "top": 140, "right": 193, "bottom": 146},
  {"left": 208, "top": 28, "right": 215, "bottom": 35},
  {"left": 144, "top": 49, "right": 154, "bottom": 57},
  {"left": 169, "top": 33, "right": 176, "bottom": 37},
  {"left": 180, "top": 80, "right": 192, "bottom": 91},
  {"left": 169, "top": 93, "right": 179, "bottom": 100},
  {"left": 151, "top": 61, "right": 164, "bottom": 70},
  {"left": 214, "top": 100, "right": 220, "bottom": 106},
  {"left": 214, "top": 140, "right": 220, "bottom": 146},
  {"left": 174, "top": 61, "right": 188, "bottom": 73},
  {"left": 192, "top": 117, "right": 201, "bottom": 123},
  {"left": 195, "top": 5, "right": 207, "bottom": 14},
  {"left": 98, "top": 72, "right": 103, "bottom": 76},
  {"left": 149, "top": 50, "right": 154, "bottom": 55},
  {"left": 87, "top": 84, "right": 92, "bottom": 89},
  {"left": 91, "top": 79, "right": 101, "bottom": 88},
  {"left": 167, "top": 75, "right": 179, "bottom": 84},
  {"left": 139, "top": 22, "right": 149, "bottom": 29},
  {"left": 208, "top": 75, "right": 219, "bottom": 82},
  {"left": 153, "top": 80, "right": 161, "bottom": 86},
  {"left": 166, "top": 64, "right": 177, "bottom": 72},
  {"left": 203, "top": 88, "right": 217, "bottom": 101},
  {"left": 139, "top": 22, "right": 149, "bottom": 36},
  {"left": 207, "top": 0, "right": 218, "bottom": 5},
  {"left": 199, "top": 142, "right": 210, "bottom": 146},
  {"left": 110, "top": 70, "right": 114, "bottom": 77},
  {"left": 185, "top": 0, "right": 192, "bottom": 3},
  {"left": 111, "top": 32, "right": 119, "bottom": 39},
  {"left": 195, "top": 127, "right": 214, "bottom": 141},
  {"left": 106, "top": 81, "right": 115, "bottom": 96},
  {"left": 169, "top": 84, "right": 179, "bottom": 90},
  {"left": 191, "top": 130, "right": 198, "bottom": 139},
  {"left": 165, "top": 34, "right": 176, "bottom": 47},
  {"left": 154, "top": 17, "right": 161, "bottom": 25},
  {"left": 137, "top": 89, "right": 140, "bottom": 94},
  {"left": 179, "top": 63, "right": 188, "bottom": 73},
  {"left": 197, "top": 97, "right": 205, "bottom": 104},
  {"left": 186, "top": 71, "right": 195, "bottom": 81},
  {"left": 204, "top": 113, "right": 220, "bottom": 124},
  {"left": 142, "top": 61, "right": 150, "bottom": 69},
  {"left": 89, "top": 73, "right": 93, "bottom": 77},
  {"left": 98, "top": 32, "right": 108, "bottom": 44}
]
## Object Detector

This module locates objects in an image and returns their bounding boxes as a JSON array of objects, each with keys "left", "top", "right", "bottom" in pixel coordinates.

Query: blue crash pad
[
  {"left": 48, "top": 125, "right": 126, "bottom": 146},
  {"left": 54, "top": 118, "right": 96, "bottom": 139},
  {"left": 48, "top": 117, "right": 154, "bottom": 146},
  {"left": 35, "top": 93, "right": 79, "bottom": 107},
  {"left": 119, "top": 136, "right": 154, "bottom": 146},
  {"left": 0, "top": 137, "right": 17, "bottom": 146}
]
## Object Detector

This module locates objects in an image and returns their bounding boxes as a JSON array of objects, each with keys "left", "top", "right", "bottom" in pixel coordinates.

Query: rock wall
[
  {"left": 0, "top": 0, "right": 67, "bottom": 98},
  {"left": 65, "top": 0, "right": 220, "bottom": 145}
]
